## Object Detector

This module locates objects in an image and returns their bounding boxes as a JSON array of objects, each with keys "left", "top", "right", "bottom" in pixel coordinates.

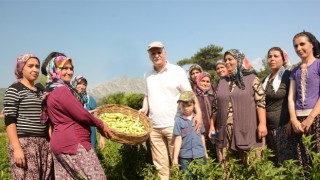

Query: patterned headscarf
[
  {"left": 224, "top": 49, "right": 257, "bottom": 90},
  {"left": 45, "top": 55, "right": 72, "bottom": 83},
  {"left": 188, "top": 64, "right": 203, "bottom": 80},
  {"left": 44, "top": 56, "right": 85, "bottom": 105},
  {"left": 294, "top": 31, "right": 320, "bottom": 58},
  {"left": 14, "top": 53, "right": 40, "bottom": 80},
  {"left": 72, "top": 75, "right": 89, "bottom": 107},
  {"left": 195, "top": 72, "right": 214, "bottom": 96}
]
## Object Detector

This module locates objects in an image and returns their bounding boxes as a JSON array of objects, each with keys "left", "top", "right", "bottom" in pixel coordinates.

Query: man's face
[{"left": 148, "top": 47, "right": 166, "bottom": 70}]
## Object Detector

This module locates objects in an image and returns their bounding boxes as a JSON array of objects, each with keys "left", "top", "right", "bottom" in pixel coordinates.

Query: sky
[{"left": 1, "top": 0, "right": 319, "bottom": 88}]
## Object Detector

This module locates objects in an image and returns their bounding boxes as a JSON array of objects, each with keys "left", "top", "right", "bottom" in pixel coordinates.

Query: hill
[
  {"left": 0, "top": 77, "right": 145, "bottom": 112},
  {"left": 87, "top": 76, "right": 145, "bottom": 101}
]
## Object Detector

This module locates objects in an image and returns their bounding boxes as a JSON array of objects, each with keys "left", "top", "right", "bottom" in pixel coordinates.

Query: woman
[
  {"left": 195, "top": 72, "right": 214, "bottom": 140},
  {"left": 215, "top": 60, "right": 227, "bottom": 78},
  {"left": 188, "top": 64, "right": 203, "bottom": 91},
  {"left": 3, "top": 54, "right": 53, "bottom": 179},
  {"left": 194, "top": 72, "right": 215, "bottom": 155},
  {"left": 72, "top": 75, "right": 106, "bottom": 150},
  {"left": 288, "top": 31, "right": 320, "bottom": 168},
  {"left": 42, "top": 54, "right": 110, "bottom": 179},
  {"left": 262, "top": 47, "right": 295, "bottom": 165},
  {"left": 209, "top": 49, "right": 267, "bottom": 166}
]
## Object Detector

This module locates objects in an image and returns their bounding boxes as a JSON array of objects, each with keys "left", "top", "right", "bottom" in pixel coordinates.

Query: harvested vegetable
[{"left": 99, "top": 112, "right": 146, "bottom": 135}]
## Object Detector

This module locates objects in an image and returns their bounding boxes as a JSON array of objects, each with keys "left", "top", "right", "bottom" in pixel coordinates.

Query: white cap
[{"left": 147, "top": 41, "right": 164, "bottom": 51}]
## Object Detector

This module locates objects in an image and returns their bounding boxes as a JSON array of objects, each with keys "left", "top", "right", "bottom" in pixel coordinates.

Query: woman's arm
[
  {"left": 202, "top": 135, "right": 208, "bottom": 158},
  {"left": 288, "top": 80, "right": 304, "bottom": 133},
  {"left": 209, "top": 113, "right": 216, "bottom": 138},
  {"left": 6, "top": 124, "right": 25, "bottom": 167},
  {"left": 301, "top": 98, "right": 320, "bottom": 131},
  {"left": 257, "top": 108, "right": 267, "bottom": 138},
  {"left": 253, "top": 77, "right": 267, "bottom": 138}
]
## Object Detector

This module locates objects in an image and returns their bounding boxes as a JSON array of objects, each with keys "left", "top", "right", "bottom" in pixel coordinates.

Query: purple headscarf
[{"left": 14, "top": 53, "right": 39, "bottom": 80}]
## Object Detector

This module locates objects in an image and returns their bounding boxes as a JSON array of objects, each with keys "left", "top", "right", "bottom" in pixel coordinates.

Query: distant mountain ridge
[
  {"left": 87, "top": 76, "right": 145, "bottom": 101},
  {"left": 0, "top": 77, "right": 145, "bottom": 112}
]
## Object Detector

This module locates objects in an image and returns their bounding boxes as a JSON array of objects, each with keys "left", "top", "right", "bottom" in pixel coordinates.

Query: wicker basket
[{"left": 97, "top": 104, "right": 152, "bottom": 145}]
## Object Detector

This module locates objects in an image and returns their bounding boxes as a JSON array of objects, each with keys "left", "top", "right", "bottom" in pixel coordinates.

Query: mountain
[
  {"left": 0, "top": 77, "right": 145, "bottom": 113},
  {"left": 87, "top": 76, "right": 145, "bottom": 101}
]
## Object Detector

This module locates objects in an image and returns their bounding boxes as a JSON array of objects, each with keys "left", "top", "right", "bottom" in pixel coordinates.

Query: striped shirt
[{"left": 3, "top": 82, "right": 48, "bottom": 137}]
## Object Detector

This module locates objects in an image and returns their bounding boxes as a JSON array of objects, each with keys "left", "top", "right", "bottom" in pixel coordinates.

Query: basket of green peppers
[{"left": 97, "top": 104, "right": 152, "bottom": 145}]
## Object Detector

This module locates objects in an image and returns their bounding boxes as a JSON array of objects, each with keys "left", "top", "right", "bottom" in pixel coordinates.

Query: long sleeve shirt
[{"left": 47, "top": 86, "right": 104, "bottom": 155}]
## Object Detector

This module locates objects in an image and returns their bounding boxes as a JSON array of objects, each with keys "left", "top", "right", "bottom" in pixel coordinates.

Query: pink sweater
[{"left": 47, "top": 86, "right": 104, "bottom": 155}]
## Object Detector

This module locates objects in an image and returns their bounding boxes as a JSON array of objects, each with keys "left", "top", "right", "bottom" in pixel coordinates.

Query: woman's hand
[
  {"left": 99, "top": 136, "right": 106, "bottom": 150},
  {"left": 258, "top": 123, "right": 268, "bottom": 139},
  {"left": 301, "top": 117, "right": 314, "bottom": 132},
  {"left": 208, "top": 126, "right": 215, "bottom": 139},
  {"left": 13, "top": 147, "right": 25, "bottom": 168},
  {"left": 99, "top": 122, "right": 112, "bottom": 139},
  {"left": 292, "top": 119, "right": 304, "bottom": 134}
]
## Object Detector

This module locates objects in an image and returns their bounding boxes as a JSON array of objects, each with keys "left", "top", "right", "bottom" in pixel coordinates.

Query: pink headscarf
[
  {"left": 195, "top": 72, "right": 214, "bottom": 95},
  {"left": 14, "top": 53, "right": 39, "bottom": 80}
]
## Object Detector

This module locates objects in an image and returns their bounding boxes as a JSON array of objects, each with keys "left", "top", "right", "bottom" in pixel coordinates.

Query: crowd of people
[{"left": 2, "top": 31, "right": 320, "bottom": 179}]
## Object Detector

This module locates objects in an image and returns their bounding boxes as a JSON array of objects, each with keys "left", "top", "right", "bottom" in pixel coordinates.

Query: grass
[{"left": 0, "top": 117, "right": 11, "bottom": 179}]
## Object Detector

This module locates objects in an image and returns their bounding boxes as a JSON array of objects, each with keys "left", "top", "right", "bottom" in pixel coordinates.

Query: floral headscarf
[
  {"left": 44, "top": 56, "right": 86, "bottom": 105},
  {"left": 195, "top": 72, "right": 214, "bottom": 96},
  {"left": 45, "top": 56, "right": 72, "bottom": 83},
  {"left": 72, "top": 75, "right": 89, "bottom": 107},
  {"left": 14, "top": 53, "right": 39, "bottom": 80},
  {"left": 224, "top": 49, "right": 257, "bottom": 90}
]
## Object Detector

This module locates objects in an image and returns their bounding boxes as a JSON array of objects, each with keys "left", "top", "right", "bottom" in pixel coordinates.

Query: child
[{"left": 172, "top": 91, "right": 208, "bottom": 173}]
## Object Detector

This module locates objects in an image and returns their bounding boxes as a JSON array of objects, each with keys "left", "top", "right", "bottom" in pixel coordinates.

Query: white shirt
[{"left": 144, "top": 62, "right": 192, "bottom": 128}]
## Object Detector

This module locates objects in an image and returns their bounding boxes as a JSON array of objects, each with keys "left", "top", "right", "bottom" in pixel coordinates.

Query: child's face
[{"left": 180, "top": 101, "right": 195, "bottom": 116}]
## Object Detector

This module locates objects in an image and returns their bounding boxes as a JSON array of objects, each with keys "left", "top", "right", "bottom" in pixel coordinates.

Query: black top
[{"left": 264, "top": 70, "right": 291, "bottom": 130}]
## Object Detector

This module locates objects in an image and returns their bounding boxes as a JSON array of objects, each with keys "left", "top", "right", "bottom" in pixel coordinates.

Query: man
[{"left": 139, "top": 41, "right": 203, "bottom": 180}]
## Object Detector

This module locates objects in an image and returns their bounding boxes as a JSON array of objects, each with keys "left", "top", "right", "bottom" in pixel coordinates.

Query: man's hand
[
  {"left": 192, "top": 113, "right": 203, "bottom": 133},
  {"left": 138, "top": 107, "right": 148, "bottom": 116}
]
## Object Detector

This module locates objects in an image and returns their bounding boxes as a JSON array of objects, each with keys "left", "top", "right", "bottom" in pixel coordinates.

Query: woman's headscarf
[
  {"left": 294, "top": 31, "right": 320, "bottom": 58},
  {"left": 72, "top": 75, "right": 89, "bottom": 107},
  {"left": 43, "top": 55, "right": 86, "bottom": 105},
  {"left": 263, "top": 47, "right": 290, "bottom": 93},
  {"left": 14, "top": 53, "right": 40, "bottom": 80},
  {"left": 188, "top": 64, "right": 203, "bottom": 81},
  {"left": 214, "top": 60, "right": 225, "bottom": 71},
  {"left": 195, "top": 72, "right": 214, "bottom": 96},
  {"left": 224, "top": 49, "right": 257, "bottom": 90}
]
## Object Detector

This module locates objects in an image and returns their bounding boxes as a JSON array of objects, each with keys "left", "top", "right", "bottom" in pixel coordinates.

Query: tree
[
  {"left": 257, "top": 56, "right": 271, "bottom": 80},
  {"left": 177, "top": 44, "right": 224, "bottom": 84}
]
